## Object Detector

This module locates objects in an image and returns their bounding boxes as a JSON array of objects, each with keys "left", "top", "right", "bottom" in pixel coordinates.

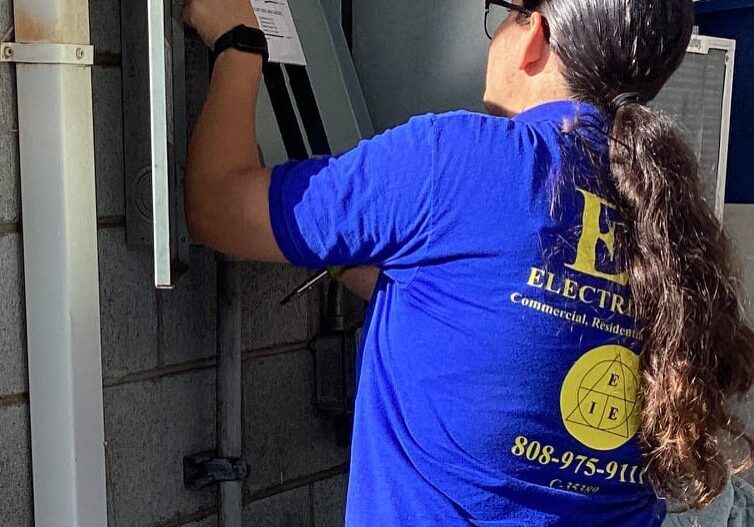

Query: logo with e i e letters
[{"left": 560, "top": 345, "right": 641, "bottom": 451}]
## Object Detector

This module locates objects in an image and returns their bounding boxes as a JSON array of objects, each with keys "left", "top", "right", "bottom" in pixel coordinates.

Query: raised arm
[
  {"left": 183, "top": 0, "right": 287, "bottom": 262},
  {"left": 183, "top": 0, "right": 437, "bottom": 289}
]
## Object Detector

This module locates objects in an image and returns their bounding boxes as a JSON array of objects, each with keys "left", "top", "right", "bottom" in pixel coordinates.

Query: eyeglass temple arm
[{"left": 487, "top": 0, "right": 533, "bottom": 12}]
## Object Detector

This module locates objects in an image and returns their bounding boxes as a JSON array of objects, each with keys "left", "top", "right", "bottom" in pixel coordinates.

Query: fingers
[{"left": 181, "top": 0, "right": 260, "bottom": 49}]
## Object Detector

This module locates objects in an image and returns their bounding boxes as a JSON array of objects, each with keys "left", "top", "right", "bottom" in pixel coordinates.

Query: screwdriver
[{"left": 280, "top": 267, "right": 346, "bottom": 306}]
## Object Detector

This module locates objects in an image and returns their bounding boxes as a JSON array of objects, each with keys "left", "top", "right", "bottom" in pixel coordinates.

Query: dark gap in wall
[
  {"left": 103, "top": 342, "right": 310, "bottom": 389},
  {"left": 94, "top": 52, "right": 122, "bottom": 68},
  {"left": 342, "top": 0, "right": 354, "bottom": 53},
  {"left": 263, "top": 62, "right": 308, "bottom": 160},
  {"left": 244, "top": 463, "right": 350, "bottom": 505},
  {"left": 241, "top": 342, "right": 309, "bottom": 361},
  {"left": 308, "top": 483, "right": 317, "bottom": 527},
  {"left": 0, "top": 223, "right": 21, "bottom": 237},
  {"left": 103, "top": 441, "right": 119, "bottom": 526},
  {"left": 155, "top": 289, "right": 167, "bottom": 368},
  {"left": 97, "top": 216, "right": 126, "bottom": 229},
  {"left": 26, "top": 441, "right": 35, "bottom": 525},
  {"left": 0, "top": 392, "right": 29, "bottom": 409},
  {"left": 103, "top": 356, "right": 216, "bottom": 389},
  {"left": 285, "top": 65, "right": 332, "bottom": 156}
]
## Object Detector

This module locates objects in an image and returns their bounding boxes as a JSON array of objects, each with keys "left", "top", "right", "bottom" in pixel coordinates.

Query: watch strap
[{"left": 213, "top": 25, "right": 269, "bottom": 63}]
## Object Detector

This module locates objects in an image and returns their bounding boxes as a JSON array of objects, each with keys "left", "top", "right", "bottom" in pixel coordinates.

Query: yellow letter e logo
[{"left": 565, "top": 188, "right": 628, "bottom": 286}]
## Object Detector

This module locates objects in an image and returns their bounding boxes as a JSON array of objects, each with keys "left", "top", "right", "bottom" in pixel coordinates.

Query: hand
[{"left": 183, "top": 0, "right": 260, "bottom": 50}]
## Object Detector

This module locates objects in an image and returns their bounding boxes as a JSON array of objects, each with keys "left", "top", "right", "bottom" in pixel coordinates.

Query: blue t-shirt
[{"left": 269, "top": 101, "right": 664, "bottom": 526}]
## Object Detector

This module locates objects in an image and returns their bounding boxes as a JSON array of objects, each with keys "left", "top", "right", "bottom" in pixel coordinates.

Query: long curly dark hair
[{"left": 521, "top": 0, "right": 754, "bottom": 509}]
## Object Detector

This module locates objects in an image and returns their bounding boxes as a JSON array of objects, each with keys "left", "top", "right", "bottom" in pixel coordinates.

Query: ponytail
[
  {"left": 520, "top": 0, "right": 754, "bottom": 507},
  {"left": 609, "top": 103, "right": 754, "bottom": 508}
]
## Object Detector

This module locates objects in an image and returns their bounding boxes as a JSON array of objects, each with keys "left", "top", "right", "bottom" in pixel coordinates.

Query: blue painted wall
[{"left": 696, "top": 0, "right": 754, "bottom": 203}]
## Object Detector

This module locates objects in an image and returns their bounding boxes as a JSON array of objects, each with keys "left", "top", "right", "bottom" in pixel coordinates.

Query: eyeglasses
[{"left": 484, "top": 0, "right": 545, "bottom": 40}]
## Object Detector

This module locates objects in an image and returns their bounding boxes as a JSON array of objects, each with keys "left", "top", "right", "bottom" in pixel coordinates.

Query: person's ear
[{"left": 518, "top": 12, "right": 548, "bottom": 72}]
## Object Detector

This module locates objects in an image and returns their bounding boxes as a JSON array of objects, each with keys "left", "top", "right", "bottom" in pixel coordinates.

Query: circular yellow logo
[{"left": 560, "top": 345, "right": 641, "bottom": 451}]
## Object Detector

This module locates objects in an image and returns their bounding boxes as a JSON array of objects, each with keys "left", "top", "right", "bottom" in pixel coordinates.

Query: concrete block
[
  {"left": 90, "top": 0, "right": 121, "bottom": 55},
  {"left": 104, "top": 369, "right": 216, "bottom": 527},
  {"left": 0, "top": 404, "right": 33, "bottom": 527},
  {"left": 312, "top": 474, "right": 349, "bottom": 527},
  {"left": 160, "top": 246, "right": 217, "bottom": 366},
  {"left": 182, "top": 489, "right": 313, "bottom": 527},
  {"left": 239, "top": 262, "right": 317, "bottom": 351},
  {"left": 98, "top": 228, "right": 159, "bottom": 379},
  {"left": 243, "top": 487, "right": 311, "bottom": 527},
  {"left": 243, "top": 349, "right": 350, "bottom": 493},
  {"left": 0, "top": 235, "right": 27, "bottom": 396},
  {"left": 92, "top": 66, "right": 126, "bottom": 218},
  {"left": 177, "top": 489, "right": 314, "bottom": 527},
  {"left": 181, "top": 516, "right": 216, "bottom": 527},
  {"left": 0, "top": 2, "right": 19, "bottom": 225}
]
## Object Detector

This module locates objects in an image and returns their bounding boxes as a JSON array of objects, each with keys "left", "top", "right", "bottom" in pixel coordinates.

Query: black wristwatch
[{"left": 213, "top": 25, "right": 269, "bottom": 63}]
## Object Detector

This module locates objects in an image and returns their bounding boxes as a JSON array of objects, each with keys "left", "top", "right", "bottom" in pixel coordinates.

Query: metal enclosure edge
[{"left": 123, "top": 0, "right": 190, "bottom": 289}]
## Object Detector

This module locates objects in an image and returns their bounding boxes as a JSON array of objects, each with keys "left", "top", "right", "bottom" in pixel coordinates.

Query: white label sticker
[{"left": 250, "top": 0, "right": 307, "bottom": 66}]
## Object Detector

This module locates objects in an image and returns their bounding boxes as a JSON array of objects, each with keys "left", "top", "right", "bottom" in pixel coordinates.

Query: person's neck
[
  {"left": 516, "top": 79, "right": 573, "bottom": 115},
  {"left": 485, "top": 77, "right": 572, "bottom": 118}
]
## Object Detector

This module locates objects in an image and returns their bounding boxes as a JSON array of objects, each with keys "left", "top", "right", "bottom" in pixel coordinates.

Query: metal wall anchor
[{"left": 183, "top": 452, "right": 251, "bottom": 491}]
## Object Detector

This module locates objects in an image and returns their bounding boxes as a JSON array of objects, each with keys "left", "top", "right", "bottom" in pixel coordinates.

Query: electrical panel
[{"left": 123, "top": 0, "right": 372, "bottom": 288}]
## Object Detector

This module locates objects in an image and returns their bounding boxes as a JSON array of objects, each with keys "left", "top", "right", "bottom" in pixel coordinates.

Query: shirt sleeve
[{"left": 268, "top": 114, "right": 436, "bottom": 280}]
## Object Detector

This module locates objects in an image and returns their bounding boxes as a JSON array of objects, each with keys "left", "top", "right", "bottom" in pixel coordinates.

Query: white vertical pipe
[{"left": 13, "top": 1, "right": 108, "bottom": 526}]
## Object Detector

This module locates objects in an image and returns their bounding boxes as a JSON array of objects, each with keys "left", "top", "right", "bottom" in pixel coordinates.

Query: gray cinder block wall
[
  {"left": 93, "top": 0, "right": 355, "bottom": 524},
  {"left": 0, "top": 0, "right": 32, "bottom": 524},
  {"left": 0, "top": 0, "right": 356, "bottom": 525}
]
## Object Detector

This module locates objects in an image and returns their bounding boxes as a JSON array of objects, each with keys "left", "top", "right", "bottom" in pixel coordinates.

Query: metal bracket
[
  {"left": 0, "top": 42, "right": 94, "bottom": 65},
  {"left": 183, "top": 452, "right": 251, "bottom": 491}
]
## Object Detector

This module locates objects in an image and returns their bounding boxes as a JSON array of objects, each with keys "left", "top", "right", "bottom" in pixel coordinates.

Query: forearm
[
  {"left": 182, "top": 2, "right": 287, "bottom": 262},
  {"left": 184, "top": 47, "right": 285, "bottom": 260},
  {"left": 186, "top": 50, "right": 263, "bottom": 209},
  {"left": 183, "top": 0, "right": 262, "bottom": 176}
]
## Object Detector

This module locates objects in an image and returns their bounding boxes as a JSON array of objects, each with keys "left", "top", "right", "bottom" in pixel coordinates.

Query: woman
[{"left": 183, "top": 0, "right": 754, "bottom": 524}]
